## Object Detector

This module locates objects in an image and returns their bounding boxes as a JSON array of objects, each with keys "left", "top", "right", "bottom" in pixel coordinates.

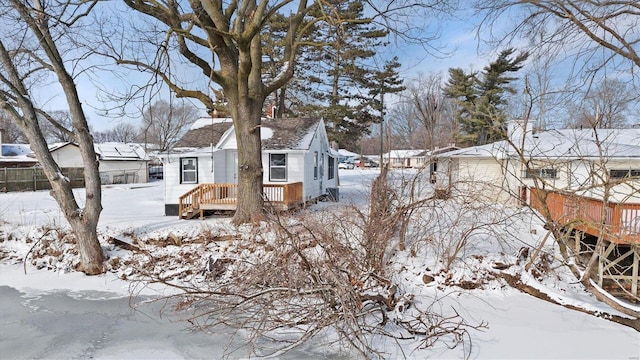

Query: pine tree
[
  {"left": 298, "top": 1, "right": 389, "bottom": 147},
  {"left": 444, "top": 48, "right": 529, "bottom": 145}
]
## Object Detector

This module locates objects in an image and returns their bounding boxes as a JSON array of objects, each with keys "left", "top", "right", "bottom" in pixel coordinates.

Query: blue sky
[
  {"left": 37, "top": 3, "right": 636, "bottom": 133},
  {"left": 32, "top": 5, "right": 495, "bottom": 133}
]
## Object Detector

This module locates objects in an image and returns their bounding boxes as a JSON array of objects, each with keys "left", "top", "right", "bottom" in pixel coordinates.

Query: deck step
[{"left": 181, "top": 209, "right": 202, "bottom": 220}]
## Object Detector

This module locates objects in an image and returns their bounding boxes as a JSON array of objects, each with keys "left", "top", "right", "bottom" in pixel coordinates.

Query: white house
[
  {"left": 382, "top": 149, "right": 427, "bottom": 168},
  {"left": 161, "top": 117, "right": 339, "bottom": 217},
  {"left": 435, "top": 120, "right": 640, "bottom": 205},
  {"left": 49, "top": 142, "right": 150, "bottom": 184},
  {"left": 436, "top": 121, "right": 640, "bottom": 299}
]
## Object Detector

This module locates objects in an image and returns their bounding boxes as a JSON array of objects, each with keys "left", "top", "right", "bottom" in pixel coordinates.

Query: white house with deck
[
  {"left": 435, "top": 120, "right": 640, "bottom": 298},
  {"left": 161, "top": 117, "right": 339, "bottom": 218}
]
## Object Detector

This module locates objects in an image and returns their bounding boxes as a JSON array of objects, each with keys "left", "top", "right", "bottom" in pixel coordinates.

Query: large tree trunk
[
  {"left": 18, "top": 107, "right": 104, "bottom": 275},
  {"left": 232, "top": 100, "right": 265, "bottom": 225},
  {"left": 229, "top": 29, "right": 267, "bottom": 225},
  {"left": 0, "top": 0, "right": 105, "bottom": 274},
  {"left": 58, "top": 66, "right": 105, "bottom": 274}
]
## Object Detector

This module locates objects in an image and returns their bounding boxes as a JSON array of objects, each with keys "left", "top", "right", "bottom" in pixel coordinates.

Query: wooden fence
[{"left": 0, "top": 167, "right": 85, "bottom": 192}]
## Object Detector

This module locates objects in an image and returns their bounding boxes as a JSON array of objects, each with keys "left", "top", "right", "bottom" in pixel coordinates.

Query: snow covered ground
[{"left": 0, "top": 168, "right": 638, "bottom": 359}]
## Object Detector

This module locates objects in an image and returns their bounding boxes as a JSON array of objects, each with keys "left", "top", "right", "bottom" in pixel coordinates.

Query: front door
[{"left": 226, "top": 150, "right": 238, "bottom": 183}]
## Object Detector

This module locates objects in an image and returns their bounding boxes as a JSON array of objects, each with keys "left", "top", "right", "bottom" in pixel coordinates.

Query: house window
[
  {"left": 314, "top": 151, "right": 318, "bottom": 180},
  {"left": 525, "top": 168, "right": 557, "bottom": 179},
  {"left": 328, "top": 156, "right": 335, "bottom": 180},
  {"left": 269, "top": 153, "right": 287, "bottom": 181},
  {"left": 610, "top": 169, "right": 640, "bottom": 179},
  {"left": 181, "top": 157, "right": 198, "bottom": 184}
]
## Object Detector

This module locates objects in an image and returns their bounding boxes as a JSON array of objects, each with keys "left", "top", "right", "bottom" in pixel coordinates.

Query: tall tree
[
  {"left": 93, "top": 122, "right": 140, "bottom": 143},
  {"left": 444, "top": 48, "right": 528, "bottom": 146},
  {"left": 566, "top": 78, "right": 638, "bottom": 129},
  {"left": 141, "top": 99, "right": 199, "bottom": 152},
  {"left": 0, "top": 111, "right": 26, "bottom": 143},
  {"left": 113, "top": 0, "right": 446, "bottom": 224},
  {"left": 401, "top": 72, "right": 455, "bottom": 150},
  {"left": 366, "top": 56, "right": 405, "bottom": 160},
  {"left": 443, "top": 68, "right": 477, "bottom": 144},
  {"left": 304, "top": 0, "right": 389, "bottom": 146},
  {"left": 0, "top": 0, "right": 104, "bottom": 274}
]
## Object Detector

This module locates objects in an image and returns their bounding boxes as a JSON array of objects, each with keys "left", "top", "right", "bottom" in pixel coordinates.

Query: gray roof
[
  {"left": 175, "top": 117, "right": 322, "bottom": 151},
  {"left": 174, "top": 119, "right": 234, "bottom": 148},
  {"left": 261, "top": 117, "right": 321, "bottom": 150}
]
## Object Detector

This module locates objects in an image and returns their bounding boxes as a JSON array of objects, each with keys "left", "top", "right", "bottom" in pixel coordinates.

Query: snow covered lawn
[{"left": 1, "top": 169, "right": 638, "bottom": 359}]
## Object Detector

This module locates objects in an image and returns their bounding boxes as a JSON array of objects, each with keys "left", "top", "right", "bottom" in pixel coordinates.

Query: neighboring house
[
  {"left": 161, "top": 117, "right": 339, "bottom": 218},
  {"left": 49, "top": 142, "right": 150, "bottom": 184},
  {"left": 383, "top": 149, "right": 427, "bottom": 168},
  {"left": 337, "top": 149, "right": 358, "bottom": 163},
  {"left": 436, "top": 120, "right": 640, "bottom": 299},
  {"left": 427, "top": 145, "right": 460, "bottom": 183},
  {"left": 0, "top": 143, "right": 38, "bottom": 168},
  {"left": 435, "top": 120, "right": 640, "bottom": 206}
]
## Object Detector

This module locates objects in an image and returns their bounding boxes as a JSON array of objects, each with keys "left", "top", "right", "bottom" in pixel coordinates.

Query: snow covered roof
[
  {"left": 48, "top": 142, "right": 149, "bottom": 161},
  {"left": 261, "top": 118, "right": 322, "bottom": 150},
  {"left": 383, "top": 149, "right": 426, "bottom": 158},
  {"left": 338, "top": 149, "right": 359, "bottom": 158},
  {"left": 0, "top": 144, "right": 37, "bottom": 165},
  {"left": 1, "top": 143, "right": 33, "bottom": 157},
  {"left": 94, "top": 143, "right": 149, "bottom": 161},
  {"left": 174, "top": 117, "right": 324, "bottom": 151},
  {"left": 441, "top": 128, "right": 640, "bottom": 160},
  {"left": 174, "top": 118, "right": 234, "bottom": 149}
]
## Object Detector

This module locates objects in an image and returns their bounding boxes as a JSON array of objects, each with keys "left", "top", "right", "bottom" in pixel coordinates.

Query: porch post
[{"left": 633, "top": 246, "right": 639, "bottom": 298}]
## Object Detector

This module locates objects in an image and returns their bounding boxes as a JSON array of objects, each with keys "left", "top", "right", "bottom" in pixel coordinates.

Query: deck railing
[
  {"left": 179, "top": 182, "right": 303, "bottom": 219},
  {"left": 529, "top": 188, "right": 640, "bottom": 244}
]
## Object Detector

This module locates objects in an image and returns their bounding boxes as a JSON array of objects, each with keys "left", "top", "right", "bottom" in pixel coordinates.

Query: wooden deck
[
  {"left": 178, "top": 182, "right": 304, "bottom": 219},
  {"left": 529, "top": 188, "right": 640, "bottom": 245}
]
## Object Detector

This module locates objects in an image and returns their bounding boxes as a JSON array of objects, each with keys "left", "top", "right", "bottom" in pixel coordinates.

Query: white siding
[
  {"left": 99, "top": 160, "right": 149, "bottom": 184},
  {"left": 162, "top": 153, "right": 217, "bottom": 204},
  {"left": 51, "top": 145, "right": 84, "bottom": 168},
  {"left": 164, "top": 119, "right": 339, "bottom": 206},
  {"left": 52, "top": 144, "right": 149, "bottom": 184},
  {"left": 223, "top": 151, "right": 237, "bottom": 183},
  {"left": 454, "top": 158, "right": 512, "bottom": 203}
]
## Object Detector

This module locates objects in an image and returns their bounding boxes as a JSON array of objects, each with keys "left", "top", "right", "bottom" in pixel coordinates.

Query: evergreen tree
[
  {"left": 444, "top": 48, "right": 529, "bottom": 145},
  {"left": 443, "top": 68, "right": 477, "bottom": 143},
  {"left": 297, "top": 1, "right": 389, "bottom": 147}
]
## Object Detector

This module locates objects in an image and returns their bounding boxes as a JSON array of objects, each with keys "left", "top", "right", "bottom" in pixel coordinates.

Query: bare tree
[
  {"left": 111, "top": 122, "right": 140, "bottom": 143},
  {"left": 105, "top": 0, "right": 451, "bottom": 225},
  {"left": 397, "top": 73, "right": 456, "bottom": 149},
  {"left": 141, "top": 99, "right": 198, "bottom": 152},
  {"left": 0, "top": 110, "right": 26, "bottom": 143},
  {"left": 93, "top": 122, "right": 140, "bottom": 143},
  {"left": 476, "top": 1, "right": 640, "bottom": 77},
  {"left": 565, "top": 78, "right": 639, "bottom": 129},
  {"left": 38, "top": 110, "right": 75, "bottom": 143},
  {"left": 0, "top": 0, "right": 104, "bottom": 274},
  {"left": 387, "top": 101, "right": 427, "bottom": 149}
]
